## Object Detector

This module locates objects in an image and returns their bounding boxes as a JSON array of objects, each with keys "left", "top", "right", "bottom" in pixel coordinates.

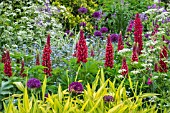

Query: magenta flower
[{"left": 147, "top": 78, "right": 152, "bottom": 85}]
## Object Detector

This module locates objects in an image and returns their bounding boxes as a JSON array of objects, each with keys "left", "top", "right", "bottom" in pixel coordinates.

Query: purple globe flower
[
  {"left": 103, "top": 95, "right": 114, "bottom": 102},
  {"left": 79, "top": 22, "right": 86, "bottom": 27},
  {"left": 100, "top": 27, "right": 108, "bottom": 33},
  {"left": 92, "top": 11, "right": 101, "bottom": 19},
  {"left": 78, "top": 7, "right": 87, "bottom": 14},
  {"left": 68, "top": 82, "right": 83, "bottom": 94},
  {"left": 94, "top": 30, "right": 102, "bottom": 36},
  {"left": 27, "top": 78, "right": 41, "bottom": 89},
  {"left": 110, "top": 34, "right": 119, "bottom": 42}
]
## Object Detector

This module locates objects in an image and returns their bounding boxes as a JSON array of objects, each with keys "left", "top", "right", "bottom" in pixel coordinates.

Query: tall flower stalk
[
  {"left": 77, "top": 29, "right": 88, "bottom": 63},
  {"left": 121, "top": 57, "right": 128, "bottom": 77},
  {"left": 42, "top": 35, "right": 52, "bottom": 76},
  {"left": 20, "top": 59, "right": 27, "bottom": 77},
  {"left": 117, "top": 31, "right": 124, "bottom": 51},
  {"left": 134, "top": 13, "right": 143, "bottom": 55},
  {"left": 159, "top": 45, "right": 168, "bottom": 72},
  {"left": 36, "top": 51, "right": 40, "bottom": 65},
  {"left": 4, "top": 50, "right": 12, "bottom": 77},
  {"left": 105, "top": 35, "right": 114, "bottom": 68},
  {"left": 131, "top": 43, "right": 138, "bottom": 62}
]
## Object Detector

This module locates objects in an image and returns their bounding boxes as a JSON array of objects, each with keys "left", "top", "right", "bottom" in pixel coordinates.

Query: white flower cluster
[{"left": 117, "top": 48, "right": 131, "bottom": 55}]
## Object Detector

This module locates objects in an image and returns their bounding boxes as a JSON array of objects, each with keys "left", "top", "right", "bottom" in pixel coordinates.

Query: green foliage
[
  {"left": 3, "top": 69, "right": 163, "bottom": 113},
  {"left": 53, "top": 0, "right": 98, "bottom": 32}
]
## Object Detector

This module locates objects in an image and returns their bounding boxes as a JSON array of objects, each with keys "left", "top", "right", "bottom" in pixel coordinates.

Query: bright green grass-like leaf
[
  {"left": 13, "top": 82, "right": 24, "bottom": 92},
  {"left": 42, "top": 75, "right": 47, "bottom": 101}
]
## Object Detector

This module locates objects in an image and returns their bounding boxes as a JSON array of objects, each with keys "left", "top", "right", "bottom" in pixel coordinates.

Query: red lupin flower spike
[
  {"left": 105, "top": 34, "right": 114, "bottom": 68},
  {"left": 36, "top": 52, "right": 40, "bottom": 65},
  {"left": 42, "top": 44, "right": 52, "bottom": 76},
  {"left": 131, "top": 43, "right": 138, "bottom": 62},
  {"left": 20, "top": 59, "right": 27, "bottom": 77},
  {"left": 134, "top": 13, "right": 143, "bottom": 54},
  {"left": 77, "top": 29, "right": 88, "bottom": 63},
  {"left": 42, "top": 34, "right": 52, "bottom": 76},
  {"left": 117, "top": 31, "right": 124, "bottom": 51},
  {"left": 4, "top": 50, "right": 12, "bottom": 77},
  {"left": 121, "top": 57, "right": 128, "bottom": 77}
]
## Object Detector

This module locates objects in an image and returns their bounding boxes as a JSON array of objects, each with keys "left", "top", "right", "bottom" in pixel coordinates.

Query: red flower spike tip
[
  {"left": 134, "top": 13, "right": 143, "bottom": 54},
  {"left": 36, "top": 52, "right": 40, "bottom": 65},
  {"left": 131, "top": 43, "right": 138, "bottom": 62},
  {"left": 77, "top": 29, "right": 88, "bottom": 63},
  {"left": 105, "top": 35, "right": 114, "bottom": 68},
  {"left": 154, "top": 63, "right": 159, "bottom": 72},
  {"left": 4, "top": 50, "right": 12, "bottom": 77},
  {"left": 42, "top": 44, "right": 52, "bottom": 76},
  {"left": 90, "top": 49, "right": 95, "bottom": 57},
  {"left": 121, "top": 57, "right": 128, "bottom": 77},
  {"left": 47, "top": 34, "right": 50, "bottom": 47},
  {"left": 20, "top": 59, "right": 27, "bottom": 77},
  {"left": 1, "top": 51, "right": 6, "bottom": 63},
  {"left": 117, "top": 31, "right": 124, "bottom": 51}
]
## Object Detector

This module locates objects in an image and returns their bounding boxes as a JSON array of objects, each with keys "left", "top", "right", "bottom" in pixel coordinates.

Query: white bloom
[
  {"left": 131, "top": 70, "right": 140, "bottom": 74},
  {"left": 153, "top": 76, "right": 159, "bottom": 79},
  {"left": 118, "top": 69, "right": 126, "bottom": 73},
  {"left": 118, "top": 48, "right": 131, "bottom": 55},
  {"left": 117, "top": 75, "right": 124, "bottom": 78}
]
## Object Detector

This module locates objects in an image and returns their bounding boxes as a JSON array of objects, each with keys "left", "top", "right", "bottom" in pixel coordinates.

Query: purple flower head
[
  {"left": 65, "top": 30, "right": 74, "bottom": 37},
  {"left": 92, "top": 11, "right": 101, "bottom": 19},
  {"left": 103, "top": 95, "right": 114, "bottom": 102},
  {"left": 144, "top": 34, "right": 150, "bottom": 38},
  {"left": 139, "top": 13, "right": 148, "bottom": 21},
  {"left": 94, "top": 30, "right": 102, "bottom": 37},
  {"left": 79, "top": 22, "right": 86, "bottom": 27},
  {"left": 147, "top": 78, "right": 152, "bottom": 85},
  {"left": 152, "top": 4, "right": 157, "bottom": 9},
  {"left": 110, "top": 34, "right": 119, "bottom": 42},
  {"left": 78, "top": 7, "right": 87, "bottom": 14},
  {"left": 27, "top": 78, "right": 41, "bottom": 89},
  {"left": 68, "top": 82, "right": 83, "bottom": 94},
  {"left": 163, "top": 9, "right": 167, "bottom": 12},
  {"left": 127, "top": 20, "right": 134, "bottom": 32},
  {"left": 45, "top": 3, "right": 50, "bottom": 13},
  {"left": 100, "top": 27, "right": 108, "bottom": 33},
  {"left": 148, "top": 6, "right": 151, "bottom": 9}
]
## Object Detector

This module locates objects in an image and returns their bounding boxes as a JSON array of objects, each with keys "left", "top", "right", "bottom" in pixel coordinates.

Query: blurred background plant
[{"left": 0, "top": 0, "right": 63, "bottom": 51}]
